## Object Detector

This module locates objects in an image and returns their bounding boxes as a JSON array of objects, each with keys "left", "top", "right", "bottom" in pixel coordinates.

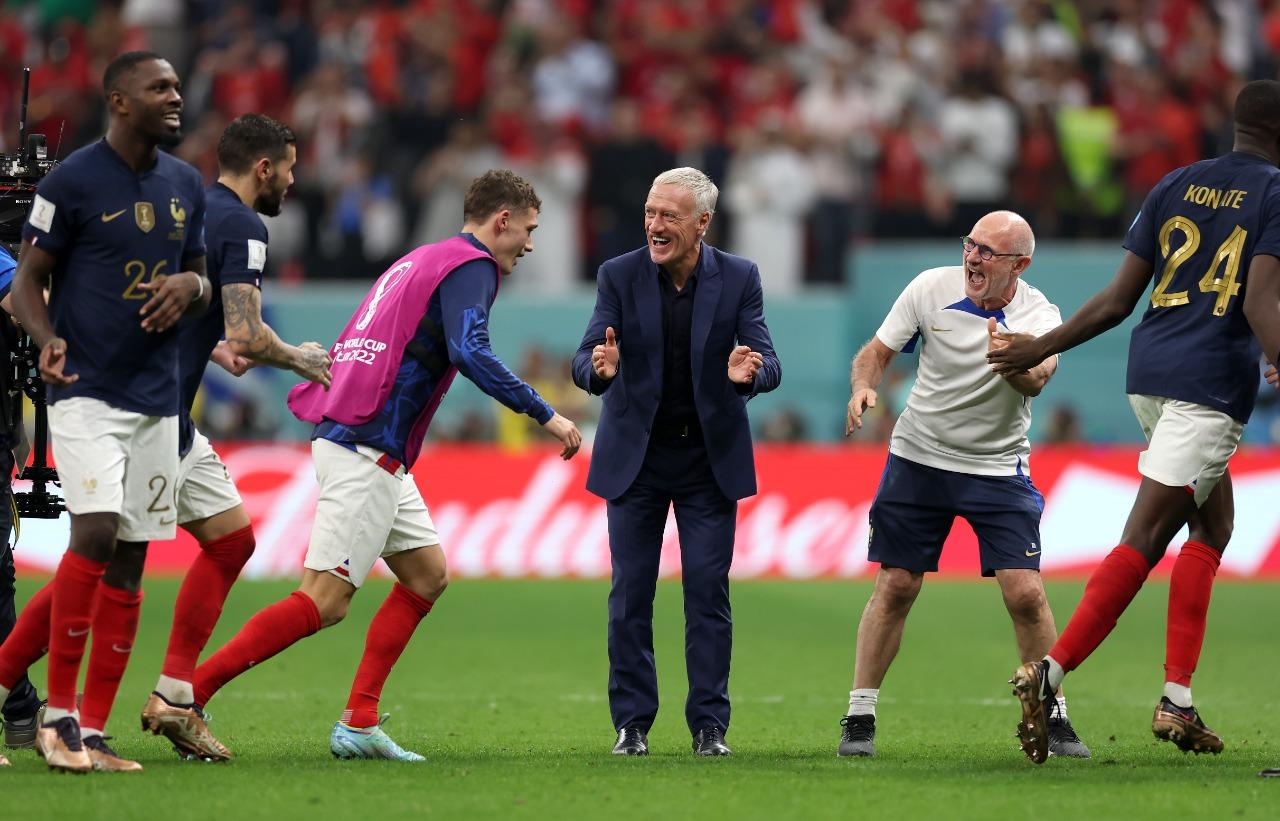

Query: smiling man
[
  {"left": 572, "top": 167, "right": 781, "bottom": 757},
  {"left": 834, "top": 210, "right": 1090, "bottom": 760},
  {"left": 189, "top": 169, "right": 582, "bottom": 762},
  {"left": 0, "top": 50, "right": 210, "bottom": 773}
]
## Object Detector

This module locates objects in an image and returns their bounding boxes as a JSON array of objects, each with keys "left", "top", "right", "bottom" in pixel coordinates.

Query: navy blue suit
[{"left": 572, "top": 243, "right": 780, "bottom": 737}]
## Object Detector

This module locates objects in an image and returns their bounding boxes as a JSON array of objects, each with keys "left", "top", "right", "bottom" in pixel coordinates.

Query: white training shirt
[{"left": 874, "top": 266, "right": 1062, "bottom": 477}]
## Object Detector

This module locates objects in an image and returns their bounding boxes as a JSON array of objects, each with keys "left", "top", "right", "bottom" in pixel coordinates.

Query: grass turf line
[{"left": 3, "top": 578, "right": 1279, "bottom": 819}]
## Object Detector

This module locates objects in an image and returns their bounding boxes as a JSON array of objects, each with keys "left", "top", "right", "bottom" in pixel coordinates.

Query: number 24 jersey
[{"left": 1124, "top": 151, "right": 1280, "bottom": 423}]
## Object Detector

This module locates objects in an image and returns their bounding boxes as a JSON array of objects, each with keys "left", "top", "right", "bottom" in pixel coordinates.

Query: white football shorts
[
  {"left": 1128, "top": 394, "right": 1243, "bottom": 507},
  {"left": 50, "top": 396, "right": 179, "bottom": 541},
  {"left": 304, "top": 438, "right": 440, "bottom": 588},
  {"left": 176, "top": 426, "right": 243, "bottom": 524}
]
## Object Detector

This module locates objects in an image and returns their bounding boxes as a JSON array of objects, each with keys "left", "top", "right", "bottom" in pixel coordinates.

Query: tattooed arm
[{"left": 222, "top": 282, "right": 332, "bottom": 386}]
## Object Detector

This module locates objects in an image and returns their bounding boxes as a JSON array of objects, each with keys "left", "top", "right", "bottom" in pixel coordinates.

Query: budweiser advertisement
[{"left": 11, "top": 444, "right": 1280, "bottom": 578}]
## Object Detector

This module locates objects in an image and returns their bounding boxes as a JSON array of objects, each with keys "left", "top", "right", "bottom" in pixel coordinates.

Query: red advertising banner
[{"left": 12, "top": 444, "right": 1280, "bottom": 578}]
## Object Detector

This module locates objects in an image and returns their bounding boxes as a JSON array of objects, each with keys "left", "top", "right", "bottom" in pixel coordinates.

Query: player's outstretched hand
[
  {"left": 1267, "top": 364, "right": 1278, "bottom": 387},
  {"left": 592, "top": 326, "right": 619, "bottom": 380},
  {"left": 845, "top": 387, "right": 876, "bottom": 436},
  {"left": 294, "top": 341, "right": 333, "bottom": 388},
  {"left": 138, "top": 271, "right": 203, "bottom": 332},
  {"left": 543, "top": 412, "right": 583, "bottom": 460},
  {"left": 211, "top": 340, "right": 255, "bottom": 376},
  {"left": 728, "top": 345, "right": 764, "bottom": 384},
  {"left": 39, "top": 337, "right": 77, "bottom": 386},
  {"left": 986, "top": 317, "right": 1045, "bottom": 375}
]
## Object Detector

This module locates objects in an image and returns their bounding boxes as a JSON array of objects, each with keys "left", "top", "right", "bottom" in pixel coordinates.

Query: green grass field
[{"left": 4, "top": 577, "right": 1279, "bottom": 819}]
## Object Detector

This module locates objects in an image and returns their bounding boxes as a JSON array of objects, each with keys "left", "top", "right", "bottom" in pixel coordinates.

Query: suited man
[{"left": 572, "top": 167, "right": 781, "bottom": 757}]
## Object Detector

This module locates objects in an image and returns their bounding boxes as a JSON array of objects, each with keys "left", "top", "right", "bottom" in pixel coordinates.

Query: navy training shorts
[{"left": 867, "top": 453, "right": 1045, "bottom": 577}]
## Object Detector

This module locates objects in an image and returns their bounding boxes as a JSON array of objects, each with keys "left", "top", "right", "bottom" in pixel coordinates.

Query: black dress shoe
[
  {"left": 693, "top": 726, "right": 731, "bottom": 756},
  {"left": 612, "top": 727, "right": 649, "bottom": 756}
]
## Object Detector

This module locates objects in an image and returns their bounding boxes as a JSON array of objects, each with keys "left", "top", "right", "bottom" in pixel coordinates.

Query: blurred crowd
[{"left": 4, "top": 0, "right": 1280, "bottom": 294}]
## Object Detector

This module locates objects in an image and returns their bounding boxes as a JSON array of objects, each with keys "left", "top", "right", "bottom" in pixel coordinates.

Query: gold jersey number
[
  {"left": 122, "top": 259, "right": 169, "bottom": 300},
  {"left": 1150, "top": 216, "right": 1244, "bottom": 316}
]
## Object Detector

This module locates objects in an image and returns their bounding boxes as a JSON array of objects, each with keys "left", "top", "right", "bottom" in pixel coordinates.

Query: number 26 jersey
[
  {"left": 1123, "top": 151, "right": 1280, "bottom": 423},
  {"left": 22, "top": 139, "right": 207, "bottom": 416}
]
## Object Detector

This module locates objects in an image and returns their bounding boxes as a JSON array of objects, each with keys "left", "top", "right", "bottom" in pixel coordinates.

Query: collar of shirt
[{"left": 459, "top": 232, "right": 493, "bottom": 256}]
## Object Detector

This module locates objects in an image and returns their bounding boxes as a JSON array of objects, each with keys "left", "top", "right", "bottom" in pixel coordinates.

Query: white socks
[
  {"left": 1044, "top": 656, "right": 1066, "bottom": 694},
  {"left": 155, "top": 675, "right": 195, "bottom": 705},
  {"left": 43, "top": 706, "right": 76, "bottom": 723},
  {"left": 847, "top": 688, "right": 878, "bottom": 718},
  {"left": 1164, "top": 682, "right": 1193, "bottom": 708},
  {"left": 81, "top": 726, "right": 102, "bottom": 741}
]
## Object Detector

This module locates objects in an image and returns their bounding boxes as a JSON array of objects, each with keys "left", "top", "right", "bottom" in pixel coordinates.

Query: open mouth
[
  {"left": 650, "top": 235, "right": 671, "bottom": 250},
  {"left": 163, "top": 111, "right": 182, "bottom": 127},
  {"left": 967, "top": 268, "right": 985, "bottom": 289}
]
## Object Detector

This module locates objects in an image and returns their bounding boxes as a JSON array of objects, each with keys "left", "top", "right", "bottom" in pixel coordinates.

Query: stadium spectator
[
  {"left": 572, "top": 166, "right": 781, "bottom": 757},
  {"left": 586, "top": 99, "right": 674, "bottom": 274},
  {"left": 723, "top": 117, "right": 816, "bottom": 294},
  {"left": 993, "top": 79, "right": 1280, "bottom": 765},
  {"left": 936, "top": 67, "right": 1020, "bottom": 235},
  {"left": 839, "top": 211, "right": 1089, "bottom": 760}
]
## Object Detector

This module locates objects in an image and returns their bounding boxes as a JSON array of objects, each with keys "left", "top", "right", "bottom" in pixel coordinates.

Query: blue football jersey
[
  {"left": 22, "top": 139, "right": 207, "bottom": 416},
  {"left": 1123, "top": 151, "right": 1280, "bottom": 422},
  {"left": 176, "top": 182, "right": 267, "bottom": 455}
]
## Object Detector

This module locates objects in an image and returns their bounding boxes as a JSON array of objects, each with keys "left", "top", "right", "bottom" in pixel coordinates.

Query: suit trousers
[{"left": 605, "top": 435, "right": 737, "bottom": 735}]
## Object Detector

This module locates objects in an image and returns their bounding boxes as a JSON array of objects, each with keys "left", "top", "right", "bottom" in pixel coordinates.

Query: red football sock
[
  {"left": 341, "top": 584, "right": 434, "bottom": 728},
  {"left": 193, "top": 590, "right": 321, "bottom": 706},
  {"left": 47, "top": 552, "right": 107, "bottom": 712},
  {"left": 1049, "top": 545, "right": 1152, "bottom": 672},
  {"left": 1164, "top": 540, "right": 1221, "bottom": 688},
  {"left": 0, "top": 581, "right": 52, "bottom": 689},
  {"left": 79, "top": 583, "right": 143, "bottom": 732},
  {"left": 161, "top": 526, "right": 256, "bottom": 684}
]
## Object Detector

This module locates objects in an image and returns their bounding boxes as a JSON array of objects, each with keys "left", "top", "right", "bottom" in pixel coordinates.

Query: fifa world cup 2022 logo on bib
[{"left": 333, "top": 260, "right": 414, "bottom": 365}]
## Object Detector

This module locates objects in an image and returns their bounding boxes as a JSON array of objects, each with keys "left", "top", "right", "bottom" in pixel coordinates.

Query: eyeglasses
[{"left": 961, "top": 236, "right": 1022, "bottom": 261}]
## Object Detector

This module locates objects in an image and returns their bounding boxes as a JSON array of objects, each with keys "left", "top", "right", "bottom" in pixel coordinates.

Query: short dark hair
[
  {"left": 1234, "top": 80, "right": 1280, "bottom": 135},
  {"left": 463, "top": 169, "right": 541, "bottom": 223},
  {"left": 103, "top": 51, "right": 167, "bottom": 97},
  {"left": 217, "top": 114, "right": 297, "bottom": 175}
]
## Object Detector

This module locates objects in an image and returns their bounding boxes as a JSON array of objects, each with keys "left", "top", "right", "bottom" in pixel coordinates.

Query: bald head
[{"left": 971, "top": 210, "right": 1035, "bottom": 258}]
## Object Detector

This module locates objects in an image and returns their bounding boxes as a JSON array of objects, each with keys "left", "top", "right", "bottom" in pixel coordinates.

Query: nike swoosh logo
[
  {"left": 160, "top": 518, "right": 176, "bottom": 526},
  {"left": 930, "top": 326, "right": 951, "bottom": 332},
  {"left": 1025, "top": 549, "right": 1042, "bottom": 557},
  {"left": 112, "top": 643, "right": 133, "bottom": 653},
  {"left": 101, "top": 209, "right": 126, "bottom": 222},
  {"left": 68, "top": 627, "right": 90, "bottom": 637}
]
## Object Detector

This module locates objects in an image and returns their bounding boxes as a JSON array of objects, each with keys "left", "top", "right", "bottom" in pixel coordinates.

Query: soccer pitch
[{"left": 4, "top": 578, "right": 1279, "bottom": 819}]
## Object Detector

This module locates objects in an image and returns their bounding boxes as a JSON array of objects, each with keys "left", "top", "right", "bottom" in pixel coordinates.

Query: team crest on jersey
[
  {"left": 135, "top": 202, "right": 156, "bottom": 233},
  {"left": 169, "top": 198, "right": 187, "bottom": 241}
]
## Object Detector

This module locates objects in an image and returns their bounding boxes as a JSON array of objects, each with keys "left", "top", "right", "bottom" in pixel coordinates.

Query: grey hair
[{"left": 652, "top": 167, "right": 719, "bottom": 217}]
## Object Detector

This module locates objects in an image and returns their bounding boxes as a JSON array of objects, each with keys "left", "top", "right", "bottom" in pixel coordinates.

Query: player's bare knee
[
  {"left": 1188, "top": 520, "right": 1231, "bottom": 552},
  {"left": 316, "top": 597, "right": 350, "bottom": 628},
  {"left": 1002, "top": 586, "right": 1048, "bottom": 624},
  {"left": 103, "top": 541, "right": 148, "bottom": 591},
  {"left": 874, "top": 567, "right": 923, "bottom": 612},
  {"left": 68, "top": 513, "right": 119, "bottom": 562}
]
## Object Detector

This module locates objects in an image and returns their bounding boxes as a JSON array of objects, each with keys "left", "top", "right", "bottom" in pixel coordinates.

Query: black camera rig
[{"left": 1, "top": 68, "right": 63, "bottom": 519}]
